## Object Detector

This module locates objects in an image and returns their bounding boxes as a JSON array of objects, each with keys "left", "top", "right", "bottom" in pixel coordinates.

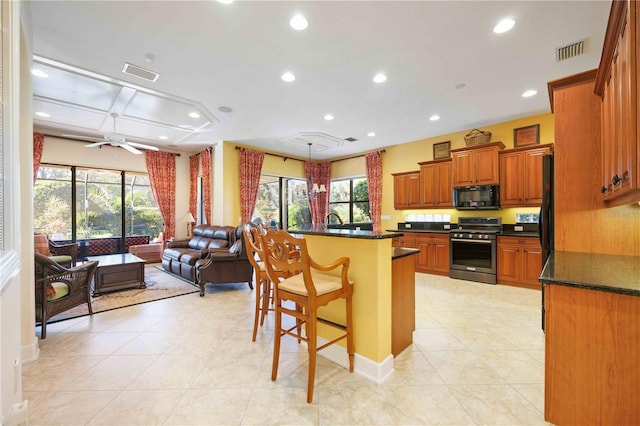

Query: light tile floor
[{"left": 23, "top": 273, "right": 551, "bottom": 425}]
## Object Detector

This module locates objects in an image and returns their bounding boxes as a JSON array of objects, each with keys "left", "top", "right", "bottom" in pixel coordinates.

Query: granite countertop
[
  {"left": 540, "top": 251, "right": 640, "bottom": 297},
  {"left": 499, "top": 231, "right": 539, "bottom": 237},
  {"left": 386, "top": 229, "right": 451, "bottom": 234},
  {"left": 392, "top": 247, "right": 420, "bottom": 260},
  {"left": 287, "top": 225, "right": 401, "bottom": 240}
]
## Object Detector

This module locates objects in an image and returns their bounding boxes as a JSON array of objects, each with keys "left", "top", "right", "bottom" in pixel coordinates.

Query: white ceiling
[{"left": 29, "top": 1, "right": 611, "bottom": 160}]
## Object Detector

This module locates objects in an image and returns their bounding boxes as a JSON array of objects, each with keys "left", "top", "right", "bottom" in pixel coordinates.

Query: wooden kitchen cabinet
[
  {"left": 415, "top": 233, "right": 449, "bottom": 276},
  {"left": 499, "top": 144, "right": 553, "bottom": 207},
  {"left": 393, "top": 171, "right": 421, "bottom": 209},
  {"left": 392, "top": 232, "right": 416, "bottom": 249},
  {"left": 418, "top": 159, "right": 452, "bottom": 207},
  {"left": 595, "top": 0, "right": 639, "bottom": 207},
  {"left": 497, "top": 236, "right": 542, "bottom": 289},
  {"left": 451, "top": 142, "right": 505, "bottom": 187}
]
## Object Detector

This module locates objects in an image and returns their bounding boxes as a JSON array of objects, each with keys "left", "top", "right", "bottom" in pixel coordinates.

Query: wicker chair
[
  {"left": 34, "top": 233, "right": 78, "bottom": 267},
  {"left": 35, "top": 253, "right": 98, "bottom": 339}
]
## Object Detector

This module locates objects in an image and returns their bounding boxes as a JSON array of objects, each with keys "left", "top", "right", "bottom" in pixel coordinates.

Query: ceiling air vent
[
  {"left": 122, "top": 62, "right": 159, "bottom": 82},
  {"left": 555, "top": 38, "right": 587, "bottom": 62},
  {"left": 344, "top": 137, "right": 358, "bottom": 142}
]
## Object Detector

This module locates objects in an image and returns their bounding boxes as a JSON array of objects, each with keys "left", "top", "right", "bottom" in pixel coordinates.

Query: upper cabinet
[
  {"left": 392, "top": 171, "right": 421, "bottom": 209},
  {"left": 595, "top": 0, "right": 639, "bottom": 207},
  {"left": 499, "top": 144, "right": 553, "bottom": 207},
  {"left": 451, "top": 142, "right": 505, "bottom": 187},
  {"left": 418, "top": 159, "right": 452, "bottom": 207}
]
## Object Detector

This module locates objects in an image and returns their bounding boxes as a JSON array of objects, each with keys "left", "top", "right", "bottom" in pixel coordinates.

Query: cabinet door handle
[
  {"left": 600, "top": 186, "right": 607, "bottom": 194},
  {"left": 612, "top": 174, "right": 621, "bottom": 185}
]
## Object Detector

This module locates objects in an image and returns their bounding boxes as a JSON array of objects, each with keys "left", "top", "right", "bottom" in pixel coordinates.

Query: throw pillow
[{"left": 34, "top": 234, "right": 51, "bottom": 257}]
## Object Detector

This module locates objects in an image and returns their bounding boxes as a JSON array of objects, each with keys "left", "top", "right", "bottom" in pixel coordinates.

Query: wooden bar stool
[
  {"left": 260, "top": 229, "right": 354, "bottom": 403},
  {"left": 242, "top": 225, "right": 273, "bottom": 341}
]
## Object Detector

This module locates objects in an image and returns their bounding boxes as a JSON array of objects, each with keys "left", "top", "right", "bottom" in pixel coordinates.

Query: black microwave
[{"left": 453, "top": 185, "right": 500, "bottom": 210}]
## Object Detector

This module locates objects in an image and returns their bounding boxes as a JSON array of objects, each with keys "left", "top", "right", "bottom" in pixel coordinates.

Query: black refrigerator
[
  {"left": 539, "top": 153, "right": 554, "bottom": 331},
  {"left": 539, "top": 153, "right": 554, "bottom": 262}
]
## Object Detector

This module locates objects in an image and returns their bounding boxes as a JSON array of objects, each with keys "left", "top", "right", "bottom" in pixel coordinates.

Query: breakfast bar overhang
[{"left": 287, "top": 226, "right": 419, "bottom": 382}]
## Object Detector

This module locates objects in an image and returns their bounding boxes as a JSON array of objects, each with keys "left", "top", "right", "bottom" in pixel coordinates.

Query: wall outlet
[
  {"left": 514, "top": 225, "right": 524, "bottom": 231},
  {"left": 405, "top": 223, "right": 412, "bottom": 228},
  {"left": 381, "top": 215, "right": 390, "bottom": 220},
  {"left": 443, "top": 224, "right": 451, "bottom": 230}
]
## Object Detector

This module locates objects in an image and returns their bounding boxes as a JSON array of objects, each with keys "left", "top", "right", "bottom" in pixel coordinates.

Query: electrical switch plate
[
  {"left": 381, "top": 215, "right": 390, "bottom": 220},
  {"left": 405, "top": 223, "right": 412, "bottom": 228},
  {"left": 514, "top": 225, "right": 524, "bottom": 231},
  {"left": 443, "top": 224, "right": 451, "bottom": 230}
]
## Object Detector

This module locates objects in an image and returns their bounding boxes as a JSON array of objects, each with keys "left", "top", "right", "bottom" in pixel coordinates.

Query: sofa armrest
[{"left": 166, "top": 238, "right": 190, "bottom": 248}]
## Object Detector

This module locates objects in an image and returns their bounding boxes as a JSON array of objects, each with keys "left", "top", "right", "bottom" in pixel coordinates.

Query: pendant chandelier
[{"left": 306, "top": 143, "right": 326, "bottom": 201}]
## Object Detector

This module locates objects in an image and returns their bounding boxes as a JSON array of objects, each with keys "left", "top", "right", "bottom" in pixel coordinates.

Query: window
[
  {"left": 34, "top": 164, "right": 162, "bottom": 244},
  {"left": 329, "top": 178, "right": 370, "bottom": 224},
  {"left": 253, "top": 175, "right": 309, "bottom": 229}
]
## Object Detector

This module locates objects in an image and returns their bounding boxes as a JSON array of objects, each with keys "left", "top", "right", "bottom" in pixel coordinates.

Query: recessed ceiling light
[
  {"left": 373, "top": 73, "right": 387, "bottom": 83},
  {"left": 218, "top": 106, "right": 233, "bottom": 113},
  {"left": 522, "top": 89, "right": 538, "bottom": 98},
  {"left": 493, "top": 18, "right": 515, "bottom": 34},
  {"left": 368, "top": 132, "right": 376, "bottom": 137},
  {"left": 188, "top": 112, "right": 201, "bottom": 118},
  {"left": 158, "top": 135, "right": 169, "bottom": 140},
  {"left": 324, "top": 114, "right": 334, "bottom": 121},
  {"left": 32, "top": 69, "right": 48, "bottom": 78},
  {"left": 35, "top": 111, "right": 50, "bottom": 118},
  {"left": 281, "top": 72, "right": 296, "bottom": 82},
  {"left": 217, "top": 0, "right": 234, "bottom": 4},
  {"left": 290, "top": 14, "right": 308, "bottom": 31},
  {"left": 455, "top": 83, "right": 466, "bottom": 90},
  {"left": 429, "top": 115, "right": 440, "bottom": 121}
]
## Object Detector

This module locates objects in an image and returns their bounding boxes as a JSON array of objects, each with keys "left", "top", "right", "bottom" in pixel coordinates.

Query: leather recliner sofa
[{"left": 161, "top": 224, "right": 253, "bottom": 296}]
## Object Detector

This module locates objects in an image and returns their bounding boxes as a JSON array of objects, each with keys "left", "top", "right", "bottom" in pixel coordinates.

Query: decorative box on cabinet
[
  {"left": 451, "top": 142, "right": 505, "bottom": 187},
  {"left": 595, "top": 0, "right": 639, "bottom": 207},
  {"left": 497, "top": 236, "right": 542, "bottom": 289},
  {"left": 415, "top": 233, "right": 450, "bottom": 276},
  {"left": 418, "top": 159, "right": 452, "bottom": 207},
  {"left": 393, "top": 171, "right": 421, "bottom": 209},
  {"left": 499, "top": 144, "right": 553, "bottom": 207}
]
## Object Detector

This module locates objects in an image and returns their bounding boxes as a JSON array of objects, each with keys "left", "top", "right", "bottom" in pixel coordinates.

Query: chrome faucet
[{"left": 325, "top": 212, "right": 343, "bottom": 225}]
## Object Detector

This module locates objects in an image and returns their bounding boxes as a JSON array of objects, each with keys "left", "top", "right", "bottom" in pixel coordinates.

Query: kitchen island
[
  {"left": 540, "top": 251, "right": 640, "bottom": 426},
  {"left": 287, "top": 226, "right": 418, "bottom": 382}
]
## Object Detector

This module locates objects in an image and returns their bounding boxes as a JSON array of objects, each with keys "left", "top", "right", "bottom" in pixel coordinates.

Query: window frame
[{"left": 328, "top": 177, "right": 370, "bottom": 224}]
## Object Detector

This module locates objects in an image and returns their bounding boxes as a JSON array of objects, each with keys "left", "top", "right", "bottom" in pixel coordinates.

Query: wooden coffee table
[{"left": 86, "top": 253, "right": 146, "bottom": 296}]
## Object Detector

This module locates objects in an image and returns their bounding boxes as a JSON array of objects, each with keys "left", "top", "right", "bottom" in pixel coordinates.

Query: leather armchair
[{"left": 195, "top": 225, "right": 254, "bottom": 296}]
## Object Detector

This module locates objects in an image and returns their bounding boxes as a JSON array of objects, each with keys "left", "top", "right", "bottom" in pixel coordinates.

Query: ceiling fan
[{"left": 63, "top": 113, "right": 160, "bottom": 155}]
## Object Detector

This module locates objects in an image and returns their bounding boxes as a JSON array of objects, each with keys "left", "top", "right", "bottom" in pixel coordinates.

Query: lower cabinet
[
  {"left": 415, "top": 234, "right": 450, "bottom": 276},
  {"left": 497, "top": 236, "right": 542, "bottom": 289}
]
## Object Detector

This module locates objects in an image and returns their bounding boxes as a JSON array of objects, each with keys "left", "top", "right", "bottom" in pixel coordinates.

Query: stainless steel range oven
[{"left": 449, "top": 217, "right": 502, "bottom": 284}]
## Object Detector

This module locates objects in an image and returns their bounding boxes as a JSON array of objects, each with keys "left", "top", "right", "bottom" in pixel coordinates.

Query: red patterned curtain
[
  {"left": 200, "top": 147, "right": 212, "bottom": 225},
  {"left": 145, "top": 151, "right": 177, "bottom": 239},
  {"left": 239, "top": 148, "right": 265, "bottom": 223},
  {"left": 33, "top": 133, "right": 45, "bottom": 182},
  {"left": 305, "top": 161, "right": 331, "bottom": 224},
  {"left": 365, "top": 151, "right": 383, "bottom": 233},
  {"left": 189, "top": 153, "right": 198, "bottom": 223}
]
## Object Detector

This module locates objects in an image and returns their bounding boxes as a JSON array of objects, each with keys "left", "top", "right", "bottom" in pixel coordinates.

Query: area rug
[{"left": 48, "top": 264, "right": 199, "bottom": 323}]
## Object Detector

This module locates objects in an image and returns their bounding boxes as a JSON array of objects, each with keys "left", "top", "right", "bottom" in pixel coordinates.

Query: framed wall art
[
  {"left": 514, "top": 124, "right": 540, "bottom": 147},
  {"left": 433, "top": 141, "right": 451, "bottom": 159}
]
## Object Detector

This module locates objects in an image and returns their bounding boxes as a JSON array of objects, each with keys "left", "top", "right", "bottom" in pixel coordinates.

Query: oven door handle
[{"left": 450, "top": 238, "right": 493, "bottom": 244}]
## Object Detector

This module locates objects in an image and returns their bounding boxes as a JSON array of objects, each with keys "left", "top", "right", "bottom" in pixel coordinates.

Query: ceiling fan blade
[
  {"left": 126, "top": 141, "right": 160, "bottom": 151},
  {"left": 62, "top": 134, "right": 105, "bottom": 142},
  {"left": 121, "top": 143, "right": 143, "bottom": 155},
  {"left": 85, "top": 141, "right": 109, "bottom": 148}
]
